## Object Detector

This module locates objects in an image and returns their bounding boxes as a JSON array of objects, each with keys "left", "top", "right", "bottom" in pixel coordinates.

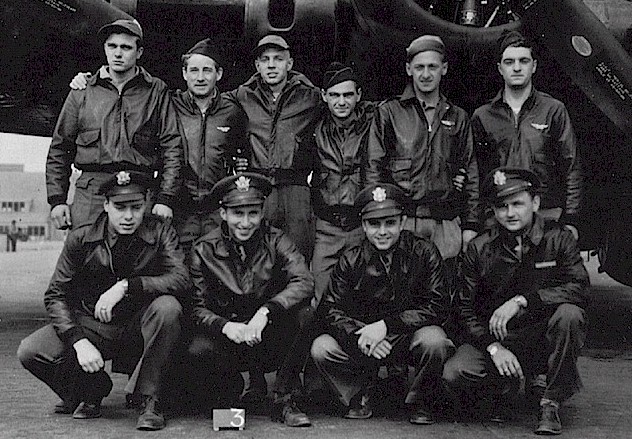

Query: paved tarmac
[{"left": 1, "top": 243, "right": 632, "bottom": 438}]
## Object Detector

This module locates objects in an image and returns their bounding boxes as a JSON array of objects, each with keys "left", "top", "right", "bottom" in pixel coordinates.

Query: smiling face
[
  {"left": 255, "top": 47, "right": 293, "bottom": 89},
  {"left": 220, "top": 204, "right": 264, "bottom": 242},
  {"left": 322, "top": 80, "right": 361, "bottom": 120},
  {"left": 104, "top": 197, "right": 147, "bottom": 235},
  {"left": 104, "top": 33, "right": 143, "bottom": 76},
  {"left": 498, "top": 46, "right": 537, "bottom": 90},
  {"left": 182, "top": 53, "right": 223, "bottom": 98},
  {"left": 492, "top": 191, "right": 540, "bottom": 233},
  {"left": 406, "top": 50, "right": 447, "bottom": 97},
  {"left": 362, "top": 214, "right": 406, "bottom": 251}
]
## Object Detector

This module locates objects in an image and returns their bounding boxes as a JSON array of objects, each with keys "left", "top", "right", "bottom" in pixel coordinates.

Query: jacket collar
[
  {"left": 84, "top": 211, "right": 157, "bottom": 245},
  {"left": 488, "top": 213, "right": 545, "bottom": 247},
  {"left": 399, "top": 84, "right": 450, "bottom": 113},
  {"left": 91, "top": 65, "right": 153, "bottom": 87},
  {"left": 177, "top": 88, "right": 221, "bottom": 114},
  {"left": 491, "top": 86, "right": 538, "bottom": 112}
]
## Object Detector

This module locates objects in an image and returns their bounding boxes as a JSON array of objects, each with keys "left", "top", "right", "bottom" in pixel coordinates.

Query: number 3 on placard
[{"left": 230, "top": 408, "right": 245, "bottom": 428}]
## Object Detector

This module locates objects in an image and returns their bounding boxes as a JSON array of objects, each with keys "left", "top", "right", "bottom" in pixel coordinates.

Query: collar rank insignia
[
  {"left": 372, "top": 187, "right": 387, "bottom": 202},
  {"left": 235, "top": 176, "right": 251, "bottom": 192},
  {"left": 116, "top": 171, "right": 131, "bottom": 186},
  {"left": 493, "top": 170, "right": 507, "bottom": 186}
]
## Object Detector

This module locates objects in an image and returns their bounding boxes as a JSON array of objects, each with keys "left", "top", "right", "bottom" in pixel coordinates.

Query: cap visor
[
  {"left": 108, "top": 193, "right": 146, "bottom": 203},
  {"left": 361, "top": 207, "right": 404, "bottom": 220}
]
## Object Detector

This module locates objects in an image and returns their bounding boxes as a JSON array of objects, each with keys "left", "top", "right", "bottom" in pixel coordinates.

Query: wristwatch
[
  {"left": 487, "top": 344, "right": 499, "bottom": 356},
  {"left": 512, "top": 295, "right": 528, "bottom": 308}
]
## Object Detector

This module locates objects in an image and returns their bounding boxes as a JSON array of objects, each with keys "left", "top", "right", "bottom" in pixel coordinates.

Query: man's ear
[{"left": 219, "top": 207, "right": 227, "bottom": 222}]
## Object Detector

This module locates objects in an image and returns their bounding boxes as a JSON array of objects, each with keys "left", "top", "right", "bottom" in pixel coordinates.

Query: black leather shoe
[
  {"left": 409, "top": 405, "right": 435, "bottom": 425},
  {"left": 136, "top": 395, "right": 166, "bottom": 431},
  {"left": 72, "top": 401, "right": 102, "bottom": 419},
  {"left": 535, "top": 401, "right": 562, "bottom": 435},
  {"left": 54, "top": 399, "right": 79, "bottom": 414},
  {"left": 344, "top": 394, "right": 372, "bottom": 420},
  {"left": 272, "top": 400, "right": 312, "bottom": 427}
]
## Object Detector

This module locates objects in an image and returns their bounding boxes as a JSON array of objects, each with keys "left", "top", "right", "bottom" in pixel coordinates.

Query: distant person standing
[
  {"left": 6, "top": 220, "right": 19, "bottom": 252},
  {"left": 48, "top": 19, "right": 182, "bottom": 230},
  {"left": 471, "top": 30, "right": 582, "bottom": 237}
]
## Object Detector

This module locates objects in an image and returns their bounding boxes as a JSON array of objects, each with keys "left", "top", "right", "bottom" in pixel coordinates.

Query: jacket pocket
[
  {"left": 75, "top": 129, "right": 101, "bottom": 163},
  {"left": 389, "top": 158, "right": 412, "bottom": 191},
  {"left": 132, "top": 130, "right": 156, "bottom": 155}
]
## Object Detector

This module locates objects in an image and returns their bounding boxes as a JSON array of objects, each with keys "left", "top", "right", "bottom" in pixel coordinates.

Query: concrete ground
[{"left": 1, "top": 242, "right": 632, "bottom": 438}]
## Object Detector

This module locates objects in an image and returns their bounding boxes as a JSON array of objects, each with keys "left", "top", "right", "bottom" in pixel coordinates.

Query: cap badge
[
  {"left": 493, "top": 170, "right": 507, "bottom": 186},
  {"left": 116, "top": 171, "right": 131, "bottom": 186},
  {"left": 235, "top": 176, "right": 251, "bottom": 192},
  {"left": 372, "top": 187, "right": 387, "bottom": 203}
]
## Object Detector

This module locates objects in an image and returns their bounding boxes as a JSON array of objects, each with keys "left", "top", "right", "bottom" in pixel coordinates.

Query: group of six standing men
[{"left": 17, "top": 18, "right": 587, "bottom": 436}]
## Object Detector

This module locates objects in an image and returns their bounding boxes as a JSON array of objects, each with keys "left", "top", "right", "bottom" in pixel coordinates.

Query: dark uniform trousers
[
  {"left": 311, "top": 325, "right": 454, "bottom": 407},
  {"left": 17, "top": 296, "right": 182, "bottom": 402},
  {"left": 443, "top": 303, "right": 586, "bottom": 403},
  {"left": 187, "top": 304, "right": 315, "bottom": 401},
  {"left": 173, "top": 209, "right": 221, "bottom": 266}
]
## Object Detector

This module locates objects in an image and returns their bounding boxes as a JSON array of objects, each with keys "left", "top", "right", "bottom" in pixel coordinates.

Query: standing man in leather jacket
[
  {"left": 225, "top": 35, "right": 321, "bottom": 264},
  {"left": 471, "top": 31, "right": 582, "bottom": 237},
  {"left": 171, "top": 38, "right": 249, "bottom": 263},
  {"left": 311, "top": 183, "right": 453, "bottom": 425},
  {"left": 188, "top": 172, "right": 315, "bottom": 427},
  {"left": 48, "top": 19, "right": 182, "bottom": 231},
  {"left": 310, "top": 62, "right": 376, "bottom": 307},
  {"left": 366, "top": 35, "right": 480, "bottom": 260},
  {"left": 17, "top": 171, "right": 189, "bottom": 431},
  {"left": 443, "top": 168, "right": 589, "bottom": 435}
]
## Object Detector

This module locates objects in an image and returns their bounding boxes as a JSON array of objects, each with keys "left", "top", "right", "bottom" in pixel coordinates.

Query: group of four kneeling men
[{"left": 17, "top": 166, "right": 588, "bottom": 435}]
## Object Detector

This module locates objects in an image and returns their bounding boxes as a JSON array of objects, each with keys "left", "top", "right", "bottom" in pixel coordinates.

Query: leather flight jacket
[
  {"left": 457, "top": 214, "right": 590, "bottom": 350},
  {"left": 226, "top": 71, "right": 322, "bottom": 186},
  {"left": 367, "top": 87, "right": 480, "bottom": 230},
  {"left": 471, "top": 88, "right": 582, "bottom": 226},
  {"left": 44, "top": 212, "right": 190, "bottom": 347},
  {"left": 321, "top": 231, "right": 449, "bottom": 344},
  {"left": 190, "top": 222, "right": 314, "bottom": 335},
  {"left": 47, "top": 66, "right": 183, "bottom": 209}
]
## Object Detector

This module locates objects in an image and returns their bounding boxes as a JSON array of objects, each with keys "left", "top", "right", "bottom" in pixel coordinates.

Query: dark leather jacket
[
  {"left": 311, "top": 101, "right": 376, "bottom": 215},
  {"left": 171, "top": 89, "right": 249, "bottom": 210},
  {"left": 190, "top": 222, "right": 314, "bottom": 335},
  {"left": 458, "top": 214, "right": 590, "bottom": 350},
  {"left": 471, "top": 88, "right": 582, "bottom": 226},
  {"left": 47, "top": 66, "right": 183, "bottom": 208},
  {"left": 321, "top": 231, "right": 448, "bottom": 344},
  {"left": 367, "top": 86, "right": 480, "bottom": 230},
  {"left": 44, "top": 212, "right": 190, "bottom": 347},
  {"left": 226, "top": 71, "right": 322, "bottom": 186}
]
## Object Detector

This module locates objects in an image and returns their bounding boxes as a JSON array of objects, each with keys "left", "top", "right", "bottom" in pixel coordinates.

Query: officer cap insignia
[
  {"left": 372, "top": 187, "right": 387, "bottom": 203},
  {"left": 116, "top": 171, "right": 131, "bottom": 186},
  {"left": 235, "top": 176, "right": 251, "bottom": 192},
  {"left": 493, "top": 170, "right": 507, "bottom": 186}
]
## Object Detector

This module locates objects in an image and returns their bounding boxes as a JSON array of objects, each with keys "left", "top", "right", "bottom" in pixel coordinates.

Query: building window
[{"left": 40, "top": 226, "right": 45, "bottom": 236}]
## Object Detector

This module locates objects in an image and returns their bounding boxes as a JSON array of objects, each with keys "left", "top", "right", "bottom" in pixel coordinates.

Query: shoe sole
[
  {"left": 534, "top": 427, "right": 562, "bottom": 435},
  {"left": 343, "top": 412, "right": 373, "bottom": 420},
  {"left": 409, "top": 418, "right": 435, "bottom": 425}
]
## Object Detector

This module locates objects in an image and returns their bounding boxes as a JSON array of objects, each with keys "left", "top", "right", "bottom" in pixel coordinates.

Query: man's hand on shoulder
[
  {"left": 489, "top": 295, "right": 526, "bottom": 341},
  {"left": 73, "top": 338, "right": 104, "bottom": 373},
  {"left": 462, "top": 229, "right": 478, "bottom": 252},
  {"left": 69, "top": 72, "right": 91, "bottom": 90},
  {"left": 50, "top": 204, "right": 72, "bottom": 230},
  {"left": 94, "top": 280, "right": 127, "bottom": 323},
  {"left": 355, "top": 320, "right": 387, "bottom": 357},
  {"left": 487, "top": 342, "right": 524, "bottom": 380},
  {"left": 152, "top": 203, "right": 173, "bottom": 220},
  {"left": 222, "top": 322, "right": 248, "bottom": 344},
  {"left": 564, "top": 224, "right": 579, "bottom": 240}
]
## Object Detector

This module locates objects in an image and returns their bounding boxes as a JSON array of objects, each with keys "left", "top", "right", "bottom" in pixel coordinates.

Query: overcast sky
[{"left": 0, "top": 133, "right": 50, "bottom": 173}]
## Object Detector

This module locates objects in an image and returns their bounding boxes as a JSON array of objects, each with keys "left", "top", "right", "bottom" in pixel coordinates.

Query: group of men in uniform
[{"left": 16, "top": 17, "right": 588, "bottom": 436}]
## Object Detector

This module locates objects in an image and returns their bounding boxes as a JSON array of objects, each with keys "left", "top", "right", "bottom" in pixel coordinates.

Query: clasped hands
[
  {"left": 355, "top": 320, "right": 392, "bottom": 360},
  {"left": 222, "top": 311, "right": 268, "bottom": 347}
]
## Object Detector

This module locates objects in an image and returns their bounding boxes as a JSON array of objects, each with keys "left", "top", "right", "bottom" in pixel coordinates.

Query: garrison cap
[
  {"left": 185, "top": 38, "right": 224, "bottom": 67},
  {"left": 211, "top": 172, "right": 272, "bottom": 208},
  {"left": 355, "top": 183, "right": 407, "bottom": 220},
  {"left": 481, "top": 167, "right": 541, "bottom": 204},
  {"left": 498, "top": 30, "right": 529, "bottom": 58},
  {"left": 322, "top": 62, "right": 358, "bottom": 91},
  {"left": 406, "top": 35, "right": 445, "bottom": 61},
  {"left": 98, "top": 19, "right": 143, "bottom": 41},
  {"left": 99, "top": 171, "right": 153, "bottom": 203},
  {"left": 253, "top": 34, "right": 290, "bottom": 57}
]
